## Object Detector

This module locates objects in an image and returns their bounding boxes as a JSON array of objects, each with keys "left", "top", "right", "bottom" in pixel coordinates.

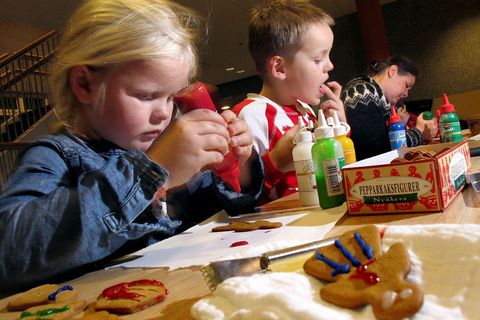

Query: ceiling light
[
  {"left": 221, "top": 105, "right": 231, "bottom": 110},
  {"left": 236, "top": 69, "right": 245, "bottom": 74},
  {"left": 225, "top": 67, "right": 235, "bottom": 71}
]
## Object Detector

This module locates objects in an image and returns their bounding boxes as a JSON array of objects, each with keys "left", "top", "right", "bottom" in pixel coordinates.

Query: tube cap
[
  {"left": 389, "top": 106, "right": 402, "bottom": 124},
  {"left": 423, "top": 111, "right": 433, "bottom": 120},
  {"left": 293, "top": 116, "right": 312, "bottom": 144},
  {"left": 441, "top": 93, "right": 455, "bottom": 113},
  {"left": 314, "top": 109, "right": 334, "bottom": 139}
]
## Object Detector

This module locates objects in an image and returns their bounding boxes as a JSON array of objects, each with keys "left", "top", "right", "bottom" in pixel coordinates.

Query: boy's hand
[
  {"left": 220, "top": 110, "right": 253, "bottom": 165},
  {"left": 147, "top": 109, "right": 230, "bottom": 189},
  {"left": 269, "top": 125, "right": 299, "bottom": 173},
  {"left": 320, "top": 81, "right": 346, "bottom": 123}
]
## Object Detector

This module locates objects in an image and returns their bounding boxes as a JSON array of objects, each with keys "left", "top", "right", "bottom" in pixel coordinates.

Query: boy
[{"left": 232, "top": 0, "right": 345, "bottom": 201}]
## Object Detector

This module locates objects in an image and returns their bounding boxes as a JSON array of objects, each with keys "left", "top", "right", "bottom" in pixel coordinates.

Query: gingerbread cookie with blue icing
[
  {"left": 7, "top": 284, "right": 77, "bottom": 311},
  {"left": 303, "top": 225, "right": 423, "bottom": 320}
]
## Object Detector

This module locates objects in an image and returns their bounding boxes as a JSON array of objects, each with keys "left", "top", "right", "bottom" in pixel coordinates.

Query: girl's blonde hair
[{"left": 50, "top": 0, "right": 202, "bottom": 130}]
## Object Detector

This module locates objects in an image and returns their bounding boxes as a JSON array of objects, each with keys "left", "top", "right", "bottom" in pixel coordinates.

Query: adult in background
[{"left": 342, "top": 55, "right": 436, "bottom": 160}]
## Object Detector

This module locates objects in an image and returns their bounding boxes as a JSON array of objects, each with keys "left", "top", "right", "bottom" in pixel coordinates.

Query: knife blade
[{"left": 201, "top": 236, "right": 336, "bottom": 291}]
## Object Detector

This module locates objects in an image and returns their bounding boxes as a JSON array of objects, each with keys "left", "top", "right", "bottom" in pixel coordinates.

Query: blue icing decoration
[
  {"left": 315, "top": 252, "right": 350, "bottom": 276},
  {"left": 48, "top": 285, "right": 73, "bottom": 301},
  {"left": 354, "top": 232, "right": 374, "bottom": 259},
  {"left": 334, "top": 239, "right": 361, "bottom": 267}
]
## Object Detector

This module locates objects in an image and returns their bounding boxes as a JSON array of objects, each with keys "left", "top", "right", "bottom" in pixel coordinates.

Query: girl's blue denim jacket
[{"left": 0, "top": 132, "right": 263, "bottom": 295}]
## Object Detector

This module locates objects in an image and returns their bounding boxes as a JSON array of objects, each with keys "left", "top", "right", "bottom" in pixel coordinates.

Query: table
[{"left": 1, "top": 157, "right": 479, "bottom": 320}]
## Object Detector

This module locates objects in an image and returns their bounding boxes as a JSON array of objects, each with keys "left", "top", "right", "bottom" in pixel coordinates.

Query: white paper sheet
[{"left": 109, "top": 204, "right": 346, "bottom": 270}]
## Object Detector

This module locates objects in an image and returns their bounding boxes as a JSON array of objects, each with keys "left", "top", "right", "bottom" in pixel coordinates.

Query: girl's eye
[
  {"left": 314, "top": 59, "right": 323, "bottom": 64},
  {"left": 137, "top": 94, "right": 154, "bottom": 101}
]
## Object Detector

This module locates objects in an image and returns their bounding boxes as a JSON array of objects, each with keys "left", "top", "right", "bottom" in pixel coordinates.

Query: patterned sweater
[{"left": 341, "top": 75, "right": 422, "bottom": 160}]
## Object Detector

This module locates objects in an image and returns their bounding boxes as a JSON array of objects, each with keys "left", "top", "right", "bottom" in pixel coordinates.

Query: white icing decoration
[
  {"left": 381, "top": 290, "right": 397, "bottom": 309},
  {"left": 400, "top": 288, "right": 413, "bottom": 299}
]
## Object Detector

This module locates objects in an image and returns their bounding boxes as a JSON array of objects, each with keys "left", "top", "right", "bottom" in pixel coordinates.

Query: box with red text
[{"left": 343, "top": 141, "right": 470, "bottom": 214}]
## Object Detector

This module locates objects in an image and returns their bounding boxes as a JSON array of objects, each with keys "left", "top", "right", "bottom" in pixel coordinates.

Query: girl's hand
[
  {"left": 320, "top": 81, "right": 346, "bottom": 123},
  {"left": 220, "top": 110, "right": 253, "bottom": 165},
  {"left": 148, "top": 109, "right": 230, "bottom": 189}
]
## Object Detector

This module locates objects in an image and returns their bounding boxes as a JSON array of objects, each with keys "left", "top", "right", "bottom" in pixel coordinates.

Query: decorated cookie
[
  {"left": 212, "top": 220, "right": 283, "bottom": 232},
  {"left": 304, "top": 225, "right": 423, "bottom": 320},
  {"left": 94, "top": 279, "right": 168, "bottom": 314},
  {"left": 17, "top": 300, "right": 87, "bottom": 320},
  {"left": 7, "top": 284, "right": 77, "bottom": 311},
  {"left": 304, "top": 225, "right": 382, "bottom": 282}
]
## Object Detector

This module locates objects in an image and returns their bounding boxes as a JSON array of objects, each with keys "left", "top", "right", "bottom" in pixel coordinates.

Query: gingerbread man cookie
[
  {"left": 7, "top": 284, "right": 77, "bottom": 311},
  {"left": 304, "top": 225, "right": 423, "bottom": 320},
  {"left": 212, "top": 220, "right": 282, "bottom": 232}
]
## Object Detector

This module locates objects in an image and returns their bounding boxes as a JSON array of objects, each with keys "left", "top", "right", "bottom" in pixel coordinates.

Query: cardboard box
[{"left": 343, "top": 141, "right": 471, "bottom": 214}]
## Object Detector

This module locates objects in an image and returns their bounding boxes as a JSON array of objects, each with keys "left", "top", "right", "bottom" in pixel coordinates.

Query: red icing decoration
[
  {"left": 379, "top": 227, "right": 387, "bottom": 239},
  {"left": 349, "top": 259, "right": 380, "bottom": 285},
  {"left": 230, "top": 241, "right": 249, "bottom": 247},
  {"left": 101, "top": 283, "right": 142, "bottom": 300},
  {"left": 101, "top": 279, "right": 167, "bottom": 300}
]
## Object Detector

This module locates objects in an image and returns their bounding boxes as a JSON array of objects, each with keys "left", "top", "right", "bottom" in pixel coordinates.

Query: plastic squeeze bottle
[
  {"left": 388, "top": 106, "right": 407, "bottom": 150},
  {"left": 174, "top": 82, "right": 217, "bottom": 113},
  {"left": 312, "top": 110, "right": 346, "bottom": 209},
  {"left": 292, "top": 118, "right": 319, "bottom": 207},
  {"left": 439, "top": 93, "right": 462, "bottom": 143},
  {"left": 174, "top": 82, "right": 241, "bottom": 192},
  {"left": 331, "top": 111, "right": 356, "bottom": 164}
]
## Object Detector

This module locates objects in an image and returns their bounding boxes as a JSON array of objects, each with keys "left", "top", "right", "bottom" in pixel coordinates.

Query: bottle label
[
  {"left": 389, "top": 130, "right": 407, "bottom": 150},
  {"left": 323, "top": 159, "right": 344, "bottom": 196},
  {"left": 440, "top": 121, "right": 462, "bottom": 143},
  {"left": 294, "top": 159, "right": 317, "bottom": 192}
]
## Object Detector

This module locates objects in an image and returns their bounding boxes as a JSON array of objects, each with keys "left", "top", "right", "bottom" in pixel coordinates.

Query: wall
[
  {"left": 2, "top": 0, "right": 479, "bottom": 114},
  {"left": 0, "top": 21, "right": 47, "bottom": 53},
  {"left": 331, "top": 0, "right": 480, "bottom": 102}
]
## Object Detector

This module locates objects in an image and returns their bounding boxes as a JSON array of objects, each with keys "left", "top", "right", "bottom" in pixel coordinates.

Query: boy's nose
[{"left": 325, "top": 59, "right": 334, "bottom": 72}]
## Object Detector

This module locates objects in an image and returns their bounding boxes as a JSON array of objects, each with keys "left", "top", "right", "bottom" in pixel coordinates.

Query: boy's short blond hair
[
  {"left": 249, "top": 0, "right": 334, "bottom": 77},
  {"left": 50, "top": 0, "right": 202, "bottom": 129}
]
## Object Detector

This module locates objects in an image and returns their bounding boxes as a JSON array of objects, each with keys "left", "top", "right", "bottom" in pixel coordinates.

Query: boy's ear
[
  {"left": 69, "top": 65, "right": 98, "bottom": 104},
  {"left": 268, "top": 55, "right": 287, "bottom": 80}
]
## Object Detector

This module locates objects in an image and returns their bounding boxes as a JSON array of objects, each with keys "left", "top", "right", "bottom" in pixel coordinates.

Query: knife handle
[{"left": 259, "top": 236, "right": 336, "bottom": 270}]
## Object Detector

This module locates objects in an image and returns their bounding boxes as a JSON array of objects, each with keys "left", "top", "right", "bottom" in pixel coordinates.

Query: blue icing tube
[
  {"left": 354, "top": 232, "right": 374, "bottom": 259},
  {"left": 48, "top": 285, "right": 73, "bottom": 301},
  {"left": 334, "top": 240, "right": 361, "bottom": 267},
  {"left": 315, "top": 252, "right": 350, "bottom": 276}
]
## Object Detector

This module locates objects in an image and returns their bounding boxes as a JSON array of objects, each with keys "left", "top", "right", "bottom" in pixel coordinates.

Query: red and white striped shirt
[{"left": 233, "top": 94, "right": 316, "bottom": 202}]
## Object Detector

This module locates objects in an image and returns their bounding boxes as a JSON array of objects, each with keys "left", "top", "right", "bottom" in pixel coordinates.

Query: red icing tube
[
  {"left": 174, "top": 82, "right": 217, "bottom": 113},
  {"left": 174, "top": 82, "right": 241, "bottom": 192}
]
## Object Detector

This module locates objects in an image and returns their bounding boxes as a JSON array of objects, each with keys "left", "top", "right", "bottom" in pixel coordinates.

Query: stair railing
[{"left": 0, "top": 30, "right": 61, "bottom": 142}]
